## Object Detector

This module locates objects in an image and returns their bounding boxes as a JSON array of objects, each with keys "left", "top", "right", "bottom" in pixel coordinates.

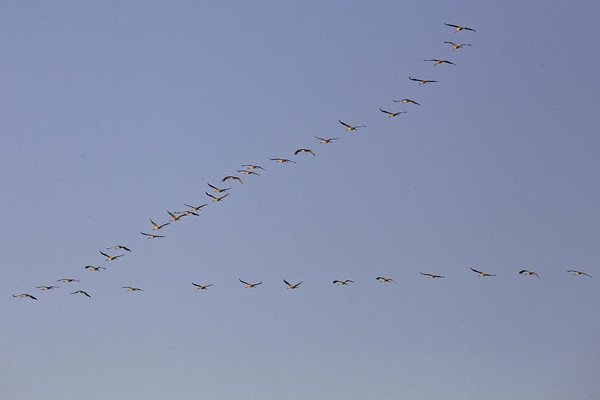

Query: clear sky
[{"left": 2, "top": 1, "right": 600, "bottom": 399}]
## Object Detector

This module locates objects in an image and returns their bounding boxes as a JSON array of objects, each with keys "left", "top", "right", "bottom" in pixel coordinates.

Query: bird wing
[{"left": 338, "top": 120, "right": 352, "bottom": 128}]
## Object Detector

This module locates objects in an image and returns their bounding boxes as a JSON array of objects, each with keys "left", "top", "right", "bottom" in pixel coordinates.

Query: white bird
[
  {"left": 205, "top": 192, "right": 229, "bottom": 202},
  {"left": 393, "top": 98, "right": 420, "bottom": 106},
  {"left": 237, "top": 169, "right": 261, "bottom": 177},
  {"left": 444, "top": 41, "right": 471, "bottom": 50},
  {"left": 150, "top": 218, "right": 170, "bottom": 230},
  {"left": 100, "top": 251, "right": 124, "bottom": 261},
  {"left": 379, "top": 108, "right": 407, "bottom": 117},
  {"left": 57, "top": 278, "right": 79, "bottom": 284},
  {"left": 106, "top": 245, "right": 132, "bottom": 252},
  {"left": 283, "top": 279, "right": 302, "bottom": 289},
  {"left": 567, "top": 269, "right": 592, "bottom": 278},
  {"left": 167, "top": 210, "right": 187, "bottom": 222},
  {"left": 123, "top": 286, "right": 143, "bottom": 292},
  {"left": 470, "top": 268, "right": 496, "bottom": 277},
  {"left": 184, "top": 203, "right": 207, "bottom": 212},
  {"left": 13, "top": 293, "right": 37, "bottom": 300},
  {"left": 192, "top": 282, "right": 214, "bottom": 290},
  {"left": 239, "top": 279, "right": 262, "bottom": 288},
  {"left": 409, "top": 77, "right": 437, "bottom": 85},
  {"left": 207, "top": 183, "right": 231, "bottom": 193},
  {"left": 445, "top": 23, "right": 476, "bottom": 32},
  {"left": 339, "top": 120, "right": 366, "bottom": 131},
  {"left": 424, "top": 58, "right": 455, "bottom": 66},
  {"left": 315, "top": 136, "right": 339, "bottom": 144},
  {"left": 140, "top": 231, "right": 165, "bottom": 239},
  {"left": 241, "top": 164, "right": 265, "bottom": 170},
  {"left": 270, "top": 158, "right": 297, "bottom": 164}
]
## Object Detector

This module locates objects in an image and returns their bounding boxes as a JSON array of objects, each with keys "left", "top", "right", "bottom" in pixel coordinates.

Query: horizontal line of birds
[
  {"left": 18, "top": 22, "right": 586, "bottom": 303},
  {"left": 12, "top": 269, "right": 593, "bottom": 300}
]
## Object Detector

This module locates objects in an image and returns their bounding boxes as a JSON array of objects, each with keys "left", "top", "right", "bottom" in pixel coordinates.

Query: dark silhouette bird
[
  {"left": 123, "top": 286, "right": 143, "bottom": 292},
  {"left": 339, "top": 120, "right": 366, "bottom": 131},
  {"left": 85, "top": 265, "right": 106, "bottom": 272},
  {"left": 333, "top": 279, "right": 354, "bottom": 285},
  {"left": 100, "top": 251, "right": 124, "bottom": 261},
  {"left": 207, "top": 183, "right": 231, "bottom": 193},
  {"left": 315, "top": 136, "right": 339, "bottom": 144},
  {"left": 376, "top": 276, "right": 395, "bottom": 283},
  {"left": 205, "top": 192, "right": 229, "bottom": 202},
  {"left": 444, "top": 41, "right": 471, "bottom": 50},
  {"left": 567, "top": 270, "right": 592, "bottom": 278},
  {"left": 283, "top": 279, "right": 302, "bottom": 289},
  {"left": 13, "top": 293, "right": 37, "bottom": 300},
  {"left": 222, "top": 175, "right": 243, "bottom": 184},
  {"left": 239, "top": 279, "right": 262, "bottom": 288},
  {"left": 393, "top": 98, "right": 420, "bottom": 106},
  {"left": 270, "top": 158, "right": 297, "bottom": 164},
  {"left": 379, "top": 108, "right": 407, "bottom": 117},
  {"left": 409, "top": 77, "right": 437, "bottom": 85},
  {"left": 149, "top": 218, "right": 170, "bottom": 230},
  {"left": 294, "top": 148, "right": 316, "bottom": 156},
  {"left": 192, "top": 282, "right": 214, "bottom": 290},
  {"left": 140, "top": 231, "right": 165, "bottom": 239},
  {"left": 420, "top": 272, "right": 445, "bottom": 279},
  {"left": 71, "top": 290, "right": 91, "bottom": 298},
  {"left": 57, "top": 278, "right": 79, "bottom": 284},
  {"left": 519, "top": 269, "right": 540, "bottom": 278},
  {"left": 424, "top": 58, "right": 455, "bottom": 66},
  {"left": 471, "top": 268, "right": 496, "bottom": 277},
  {"left": 36, "top": 285, "right": 60, "bottom": 290},
  {"left": 106, "top": 245, "right": 132, "bottom": 252},
  {"left": 445, "top": 23, "right": 476, "bottom": 32}
]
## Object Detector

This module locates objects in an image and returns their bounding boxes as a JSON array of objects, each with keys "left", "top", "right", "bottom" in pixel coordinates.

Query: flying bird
[
  {"left": 167, "top": 210, "right": 187, "bottom": 222},
  {"left": 270, "top": 158, "right": 297, "bottom": 164},
  {"left": 241, "top": 164, "right": 265, "bottom": 170},
  {"left": 294, "top": 148, "right": 316, "bottom": 157},
  {"left": 445, "top": 23, "right": 476, "bottom": 32},
  {"left": 207, "top": 183, "right": 231, "bottom": 193},
  {"left": 393, "top": 98, "right": 420, "bottom": 106},
  {"left": 140, "top": 231, "right": 165, "bottom": 239},
  {"left": 192, "top": 282, "right": 213, "bottom": 290},
  {"left": 376, "top": 276, "right": 395, "bottom": 283},
  {"left": 205, "top": 192, "right": 229, "bottom": 202},
  {"left": 519, "top": 269, "right": 540, "bottom": 278},
  {"left": 379, "top": 108, "right": 407, "bottom": 117},
  {"left": 184, "top": 203, "right": 207, "bottom": 212},
  {"left": 57, "top": 278, "right": 79, "bottom": 284},
  {"left": 444, "top": 41, "right": 471, "bottom": 50},
  {"left": 333, "top": 279, "right": 354, "bottom": 285},
  {"left": 420, "top": 272, "right": 445, "bottom": 279},
  {"left": 36, "top": 285, "right": 60, "bottom": 290},
  {"left": 283, "top": 279, "right": 302, "bottom": 289},
  {"left": 567, "top": 270, "right": 592, "bottom": 278},
  {"left": 315, "top": 136, "right": 339, "bottom": 144},
  {"left": 100, "top": 251, "right": 124, "bottom": 261},
  {"left": 239, "top": 279, "right": 262, "bottom": 288},
  {"left": 237, "top": 169, "right": 261, "bottom": 177},
  {"left": 222, "top": 175, "right": 243, "bottom": 184},
  {"left": 470, "top": 268, "right": 496, "bottom": 277},
  {"left": 13, "top": 293, "right": 37, "bottom": 300},
  {"left": 409, "top": 77, "right": 437, "bottom": 85},
  {"left": 339, "top": 120, "right": 366, "bottom": 131},
  {"left": 123, "top": 286, "right": 143, "bottom": 292},
  {"left": 106, "top": 245, "right": 132, "bottom": 252},
  {"left": 424, "top": 58, "right": 455, "bottom": 66},
  {"left": 85, "top": 265, "right": 106, "bottom": 272},
  {"left": 149, "top": 218, "right": 170, "bottom": 230},
  {"left": 71, "top": 290, "right": 91, "bottom": 298}
]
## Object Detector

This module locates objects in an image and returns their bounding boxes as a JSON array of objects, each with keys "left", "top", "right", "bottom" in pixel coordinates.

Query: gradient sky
[{"left": 2, "top": 1, "right": 600, "bottom": 399}]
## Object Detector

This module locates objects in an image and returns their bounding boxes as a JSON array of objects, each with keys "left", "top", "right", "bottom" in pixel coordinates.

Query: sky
[{"left": 2, "top": 0, "right": 600, "bottom": 399}]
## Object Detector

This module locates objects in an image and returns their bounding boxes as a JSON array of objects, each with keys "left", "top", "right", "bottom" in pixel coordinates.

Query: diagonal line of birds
[{"left": 11, "top": 22, "right": 593, "bottom": 301}]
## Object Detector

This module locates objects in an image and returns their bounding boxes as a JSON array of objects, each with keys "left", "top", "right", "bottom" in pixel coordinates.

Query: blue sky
[{"left": 2, "top": 1, "right": 600, "bottom": 399}]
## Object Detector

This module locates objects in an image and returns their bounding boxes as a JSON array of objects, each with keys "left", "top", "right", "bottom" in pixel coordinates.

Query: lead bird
[
  {"left": 470, "top": 268, "right": 496, "bottom": 277},
  {"left": 339, "top": 120, "right": 366, "bottom": 131},
  {"left": 444, "top": 23, "right": 477, "bottom": 32},
  {"left": 409, "top": 77, "right": 437, "bottom": 85},
  {"left": 239, "top": 279, "right": 262, "bottom": 288},
  {"left": 379, "top": 108, "right": 407, "bottom": 118},
  {"left": 283, "top": 279, "right": 302, "bottom": 289}
]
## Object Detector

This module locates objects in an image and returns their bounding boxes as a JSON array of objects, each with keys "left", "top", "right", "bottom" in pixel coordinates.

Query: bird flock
[{"left": 12, "top": 22, "right": 593, "bottom": 302}]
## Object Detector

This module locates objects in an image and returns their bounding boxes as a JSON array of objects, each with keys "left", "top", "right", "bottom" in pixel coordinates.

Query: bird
[
  {"left": 149, "top": 218, "right": 170, "bottom": 230},
  {"left": 237, "top": 169, "right": 261, "bottom": 177},
  {"left": 57, "top": 278, "right": 79, "bottom": 284},
  {"left": 70, "top": 290, "right": 91, "bottom": 298},
  {"left": 424, "top": 58, "right": 455, "bottom": 66},
  {"left": 376, "top": 276, "right": 395, "bottom": 283},
  {"left": 339, "top": 120, "right": 366, "bottom": 131},
  {"left": 420, "top": 272, "right": 445, "bottom": 279},
  {"left": 567, "top": 270, "right": 592, "bottom": 278},
  {"left": 85, "top": 265, "right": 106, "bottom": 272},
  {"left": 315, "top": 136, "right": 339, "bottom": 144},
  {"left": 205, "top": 192, "right": 229, "bottom": 202},
  {"left": 409, "top": 77, "right": 437, "bottom": 85},
  {"left": 241, "top": 164, "right": 265, "bottom": 170},
  {"left": 333, "top": 279, "right": 354, "bottom": 285},
  {"left": 519, "top": 269, "right": 540, "bottom": 278},
  {"left": 13, "top": 293, "right": 37, "bottom": 300},
  {"left": 379, "top": 108, "right": 407, "bottom": 117},
  {"left": 445, "top": 23, "right": 476, "bottom": 32},
  {"left": 222, "top": 175, "right": 243, "bottom": 184},
  {"left": 99, "top": 251, "right": 124, "bottom": 261},
  {"left": 393, "top": 98, "right": 420, "bottom": 106},
  {"left": 294, "top": 148, "right": 316, "bottom": 156},
  {"left": 140, "top": 231, "right": 165, "bottom": 239},
  {"left": 123, "top": 286, "right": 143, "bottom": 292},
  {"left": 172, "top": 210, "right": 200, "bottom": 217},
  {"left": 36, "top": 285, "right": 60, "bottom": 290},
  {"left": 192, "top": 282, "right": 213, "bottom": 290},
  {"left": 239, "top": 279, "right": 262, "bottom": 288},
  {"left": 270, "top": 158, "right": 297, "bottom": 164},
  {"left": 444, "top": 41, "right": 471, "bottom": 50},
  {"left": 106, "top": 245, "right": 132, "bottom": 252},
  {"left": 167, "top": 210, "right": 187, "bottom": 222},
  {"left": 283, "top": 279, "right": 302, "bottom": 289},
  {"left": 207, "top": 183, "right": 231, "bottom": 193},
  {"left": 184, "top": 203, "right": 208, "bottom": 212},
  {"left": 470, "top": 268, "right": 496, "bottom": 277}
]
